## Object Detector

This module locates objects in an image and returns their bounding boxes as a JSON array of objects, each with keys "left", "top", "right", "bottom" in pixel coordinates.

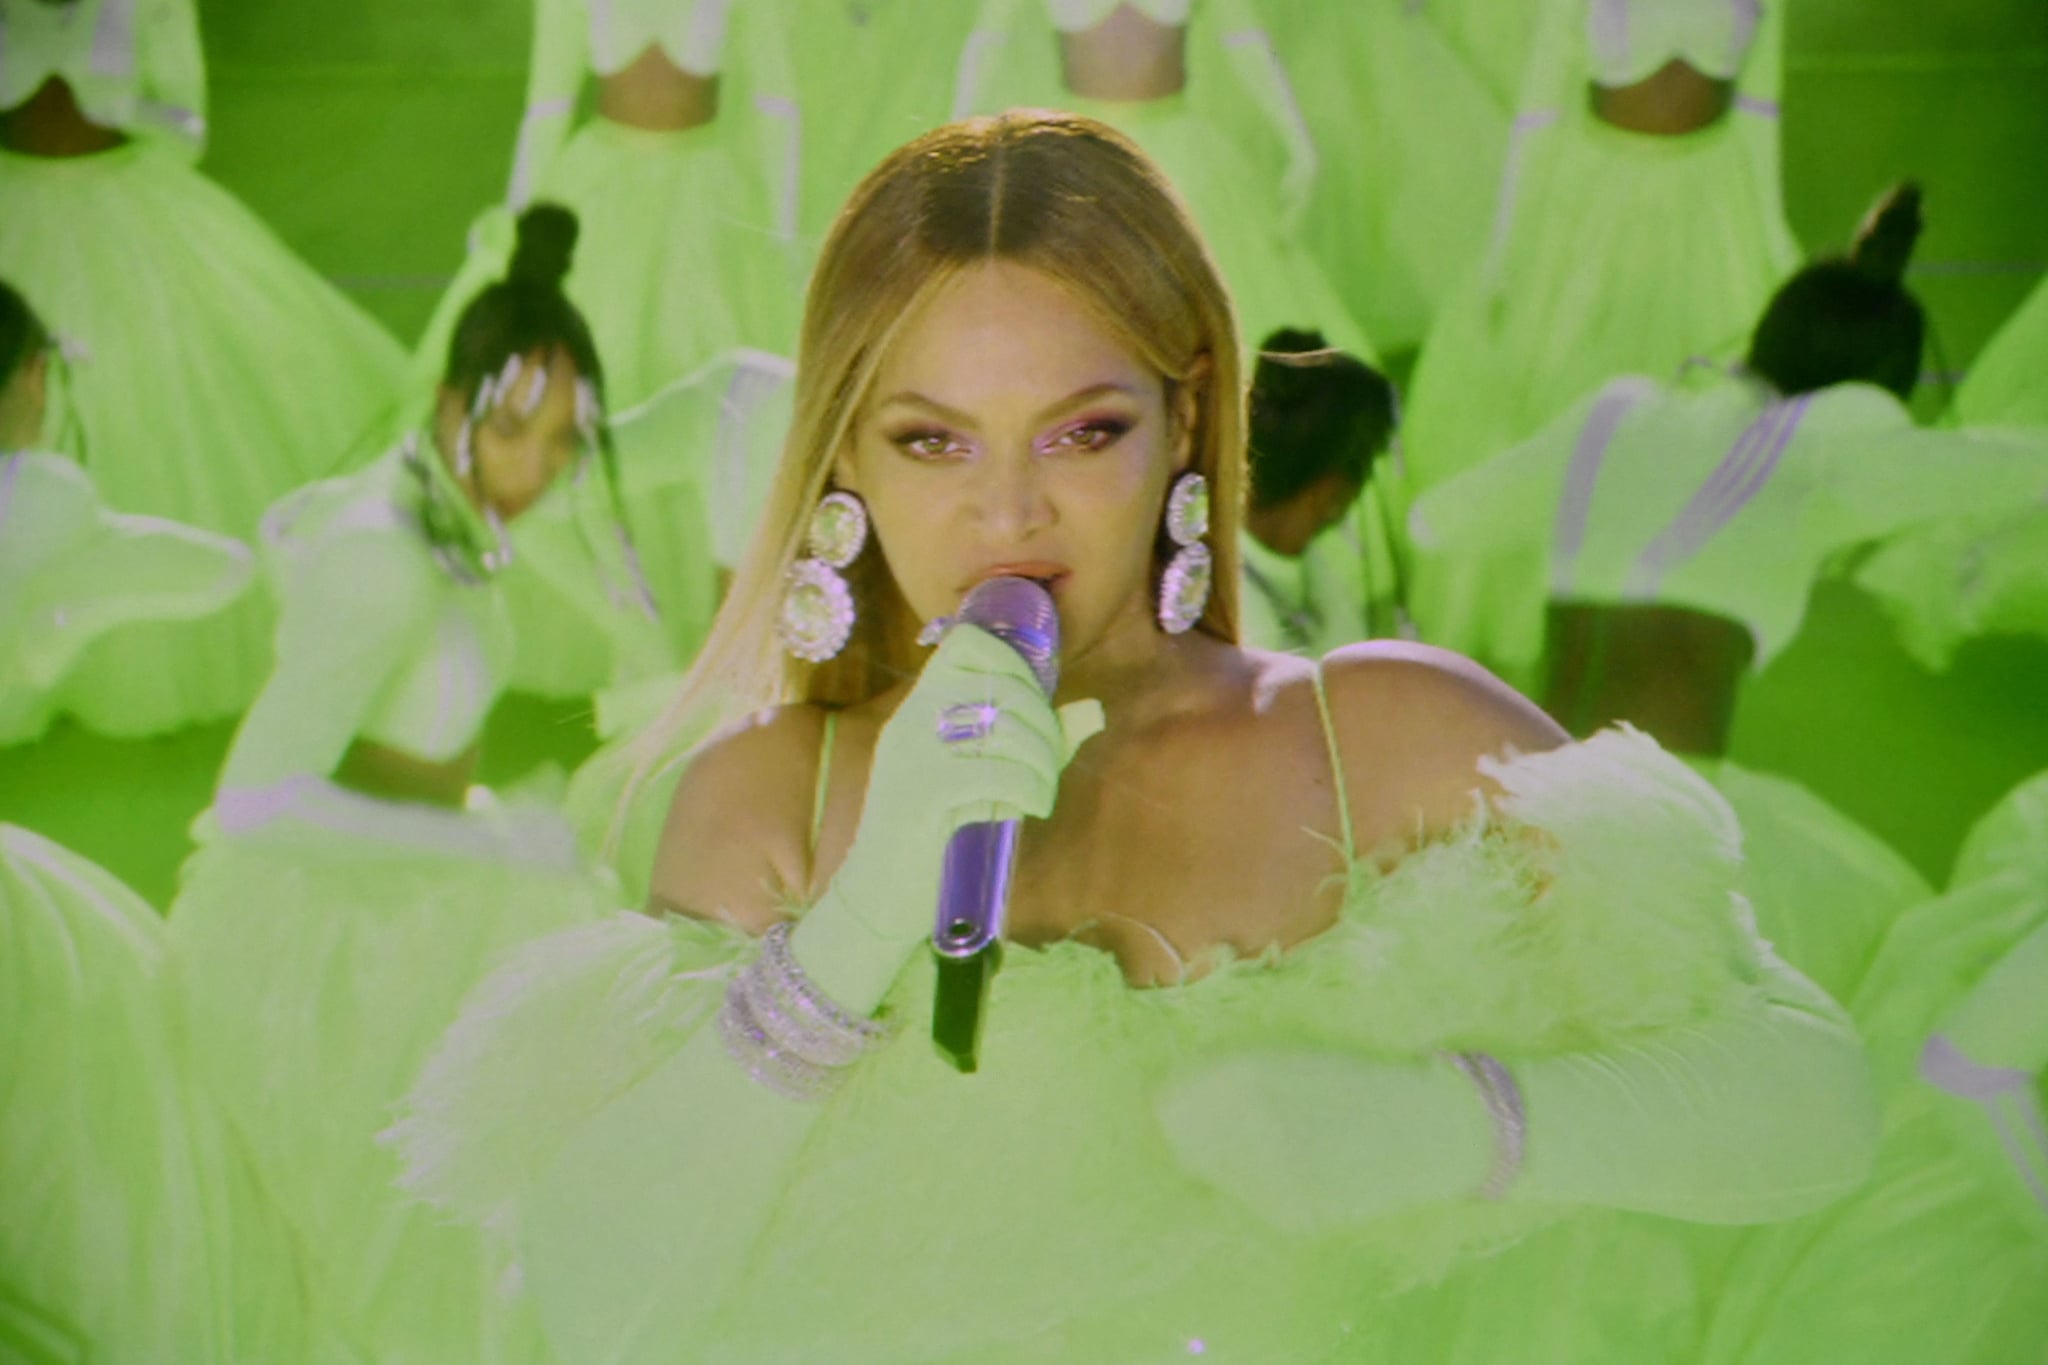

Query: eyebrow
[{"left": 872, "top": 382, "right": 1142, "bottom": 431}]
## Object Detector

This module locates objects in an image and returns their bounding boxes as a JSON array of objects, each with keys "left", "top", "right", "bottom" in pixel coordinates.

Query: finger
[
  {"left": 1055, "top": 699, "right": 1106, "bottom": 764},
  {"left": 930, "top": 671, "right": 1063, "bottom": 750},
  {"left": 929, "top": 624, "right": 1044, "bottom": 686},
  {"left": 947, "top": 759, "right": 1058, "bottom": 825}
]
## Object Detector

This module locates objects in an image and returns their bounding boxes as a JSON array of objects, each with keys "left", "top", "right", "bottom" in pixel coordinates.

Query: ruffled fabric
[
  {"left": 1857, "top": 504, "right": 2048, "bottom": 671},
  {"left": 0, "top": 452, "right": 253, "bottom": 744},
  {"left": 169, "top": 794, "right": 614, "bottom": 1364},
  {"left": 0, "top": 825, "right": 314, "bottom": 1361},
  {"left": 392, "top": 725, "right": 1772, "bottom": 1362}
]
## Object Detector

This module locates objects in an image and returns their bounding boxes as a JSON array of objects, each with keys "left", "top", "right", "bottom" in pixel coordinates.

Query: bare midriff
[
  {"left": 0, "top": 77, "right": 127, "bottom": 156},
  {"left": 1059, "top": 6, "right": 1187, "bottom": 102},
  {"left": 1589, "top": 59, "right": 1735, "bottom": 135},
  {"left": 335, "top": 738, "right": 481, "bottom": 809},
  {"left": 596, "top": 43, "right": 720, "bottom": 131}
]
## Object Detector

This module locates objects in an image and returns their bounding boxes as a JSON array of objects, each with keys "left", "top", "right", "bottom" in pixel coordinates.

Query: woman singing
[{"left": 390, "top": 111, "right": 1876, "bottom": 1364}]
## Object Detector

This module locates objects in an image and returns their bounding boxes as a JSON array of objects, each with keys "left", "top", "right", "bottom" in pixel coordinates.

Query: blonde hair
[{"left": 617, "top": 110, "right": 1246, "bottom": 830}]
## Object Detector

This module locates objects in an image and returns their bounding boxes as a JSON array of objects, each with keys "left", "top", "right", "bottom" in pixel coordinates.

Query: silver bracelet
[
  {"left": 716, "top": 923, "right": 895, "bottom": 1100},
  {"left": 756, "top": 922, "right": 894, "bottom": 1064},
  {"left": 1449, "top": 1051, "right": 1527, "bottom": 1201},
  {"left": 715, "top": 982, "right": 838, "bottom": 1102}
]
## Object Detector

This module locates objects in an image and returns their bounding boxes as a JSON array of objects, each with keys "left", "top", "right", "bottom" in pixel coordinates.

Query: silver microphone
[{"left": 931, "top": 575, "right": 1060, "bottom": 1073}]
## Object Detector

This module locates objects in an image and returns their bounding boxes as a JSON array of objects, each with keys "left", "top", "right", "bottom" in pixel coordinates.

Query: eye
[
  {"left": 1046, "top": 418, "right": 1133, "bottom": 454},
  {"left": 889, "top": 427, "right": 968, "bottom": 461}
]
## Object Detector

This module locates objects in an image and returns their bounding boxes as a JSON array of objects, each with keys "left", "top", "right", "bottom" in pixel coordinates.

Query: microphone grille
[{"left": 957, "top": 576, "right": 1060, "bottom": 696}]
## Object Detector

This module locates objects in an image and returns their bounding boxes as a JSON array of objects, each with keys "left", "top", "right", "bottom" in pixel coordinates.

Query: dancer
[
  {"left": 953, "top": 0, "right": 1372, "bottom": 358},
  {"left": 388, "top": 113, "right": 1875, "bottom": 1364},
  {"left": 0, "top": 0, "right": 406, "bottom": 729},
  {"left": 1402, "top": 0, "right": 1800, "bottom": 496},
  {"left": 412, "top": 0, "right": 803, "bottom": 417},
  {"left": 1238, "top": 327, "right": 1399, "bottom": 655},
  {"left": 168, "top": 206, "right": 626, "bottom": 1365},
  {"left": 0, "top": 280, "right": 252, "bottom": 745},
  {"left": 1407, "top": 185, "right": 2041, "bottom": 996},
  {"left": 1408, "top": 186, "right": 2048, "bottom": 727}
]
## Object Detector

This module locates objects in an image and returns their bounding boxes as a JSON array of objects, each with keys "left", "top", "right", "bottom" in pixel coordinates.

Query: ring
[{"left": 936, "top": 701, "right": 1001, "bottom": 746}]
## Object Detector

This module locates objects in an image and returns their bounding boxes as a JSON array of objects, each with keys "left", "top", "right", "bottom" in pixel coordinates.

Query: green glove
[{"left": 790, "top": 624, "right": 1105, "bottom": 1014}]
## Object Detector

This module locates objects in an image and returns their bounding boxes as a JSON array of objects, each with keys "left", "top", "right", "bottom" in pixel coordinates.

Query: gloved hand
[{"left": 789, "top": 623, "right": 1105, "bottom": 1013}]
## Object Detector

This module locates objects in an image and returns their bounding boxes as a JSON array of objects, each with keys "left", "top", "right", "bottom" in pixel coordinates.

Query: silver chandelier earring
[
  {"left": 1157, "top": 470, "right": 1212, "bottom": 634},
  {"left": 778, "top": 490, "right": 869, "bottom": 662}
]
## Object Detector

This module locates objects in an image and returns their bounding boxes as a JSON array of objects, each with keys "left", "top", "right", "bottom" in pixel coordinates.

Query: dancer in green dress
[
  {"left": 168, "top": 207, "right": 635, "bottom": 1365},
  {"left": 1402, "top": 0, "right": 1799, "bottom": 498},
  {"left": 388, "top": 113, "right": 1875, "bottom": 1364},
  {"left": 0, "top": 0, "right": 405, "bottom": 730},
  {"left": 0, "top": 280, "right": 253, "bottom": 746},
  {"left": 412, "top": 0, "right": 803, "bottom": 419},
  {"left": 954, "top": 0, "right": 1372, "bottom": 360},
  {"left": 1406, "top": 185, "right": 2043, "bottom": 998}
]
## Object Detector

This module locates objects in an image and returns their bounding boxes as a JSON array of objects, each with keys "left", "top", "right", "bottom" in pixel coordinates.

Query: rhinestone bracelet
[
  {"left": 715, "top": 980, "right": 839, "bottom": 1103},
  {"left": 716, "top": 924, "right": 895, "bottom": 1100}
]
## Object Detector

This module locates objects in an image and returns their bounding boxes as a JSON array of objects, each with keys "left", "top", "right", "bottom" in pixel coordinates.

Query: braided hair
[{"left": 1746, "top": 182, "right": 1926, "bottom": 401}]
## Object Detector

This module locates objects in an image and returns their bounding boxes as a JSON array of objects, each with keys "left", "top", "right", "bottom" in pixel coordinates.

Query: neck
[
  {"left": 1244, "top": 504, "right": 1313, "bottom": 559},
  {"left": 1056, "top": 591, "right": 1217, "bottom": 720}
]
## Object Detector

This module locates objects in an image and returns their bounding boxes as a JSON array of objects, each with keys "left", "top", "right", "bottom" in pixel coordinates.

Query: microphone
[{"left": 931, "top": 575, "right": 1060, "bottom": 1074}]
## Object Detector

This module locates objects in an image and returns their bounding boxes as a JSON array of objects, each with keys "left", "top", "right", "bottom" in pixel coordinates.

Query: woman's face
[
  {"left": 839, "top": 260, "right": 1195, "bottom": 659},
  {"left": 436, "top": 346, "right": 584, "bottom": 521}
]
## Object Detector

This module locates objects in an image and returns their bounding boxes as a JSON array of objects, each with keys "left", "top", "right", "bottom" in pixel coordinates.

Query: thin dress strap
[
  {"left": 808, "top": 709, "right": 838, "bottom": 864},
  {"left": 1309, "top": 662, "right": 1359, "bottom": 865}
]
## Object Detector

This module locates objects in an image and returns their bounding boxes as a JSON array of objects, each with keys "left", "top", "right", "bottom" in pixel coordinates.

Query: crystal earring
[
  {"left": 778, "top": 490, "right": 869, "bottom": 662},
  {"left": 1157, "top": 470, "right": 1212, "bottom": 635}
]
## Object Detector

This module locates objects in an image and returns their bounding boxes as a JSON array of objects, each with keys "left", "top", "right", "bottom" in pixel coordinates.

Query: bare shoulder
[
  {"left": 647, "top": 702, "right": 832, "bottom": 934},
  {"left": 1318, "top": 640, "right": 1568, "bottom": 848}
]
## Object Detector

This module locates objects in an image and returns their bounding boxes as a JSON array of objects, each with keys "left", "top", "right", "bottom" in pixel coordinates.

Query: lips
[{"left": 970, "top": 563, "right": 1071, "bottom": 593}]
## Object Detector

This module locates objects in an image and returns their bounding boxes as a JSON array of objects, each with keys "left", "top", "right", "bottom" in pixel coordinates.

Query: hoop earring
[
  {"left": 1157, "top": 470, "right": 1212, "bottom": 635},
  {"left": 778, "top": 490, "right": 869, "bottom": 663}
]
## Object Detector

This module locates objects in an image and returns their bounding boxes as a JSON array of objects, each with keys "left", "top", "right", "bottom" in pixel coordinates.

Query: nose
[{"left": 974, "top": 447, "right": 1054, "bottom": 544}]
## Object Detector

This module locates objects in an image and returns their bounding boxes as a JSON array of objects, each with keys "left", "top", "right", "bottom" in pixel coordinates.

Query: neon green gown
[
  {"left": 166, "top": 442, "right": 618, "bottom": 1364},
  {"left": 1254, "top": 0, "right": 1518, "bottom": 352},
  {"left": 953, "top": 0, "right": 1374, "bottom": 360},
  {"left": 0, "top": 451, "right": 252, "bottom": 745},
  {"left": 0, "top": 451, "right": 309, "bottom": 1359},
  {"left": 0, "top": 823, "right": 323, "bottom": 1362},
  {"left": 0, "top": 0, "right": 406, "bottom": 731},
  {"left": 1702, "top": 771, "right": 2048, "bottom": 1365},
  {"left": 409, "top": 0, "right": 804, "bottom": 417},
  {"left": 389, "top": 711, "right": 1877, "bottom": 1363},
  {"left": 766, "top": 0, "right": 981, "bottom": 250},
  {"left": 1400, "top": 0, "right": 1799, "bottom": 497}
]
